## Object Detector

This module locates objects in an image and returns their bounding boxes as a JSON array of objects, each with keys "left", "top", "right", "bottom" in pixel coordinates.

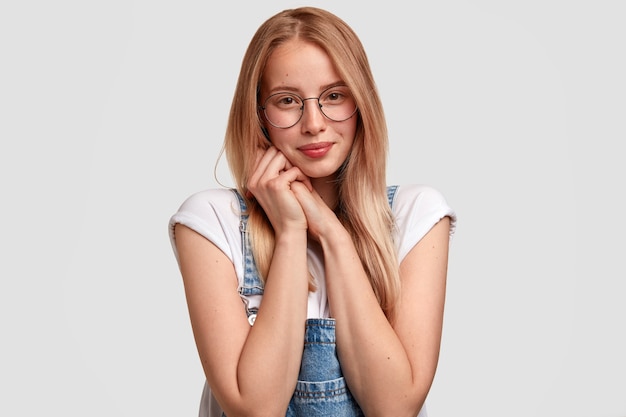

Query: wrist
[
  {"left": 274, "top": 227, "right": 308, "bottom": 247},
  {"left": 317, "top": 222, "right": 352, "bottom": 250}
]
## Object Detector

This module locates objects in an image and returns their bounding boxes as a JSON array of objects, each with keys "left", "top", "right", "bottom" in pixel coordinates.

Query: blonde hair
[{"left": 222, "top": 7, "right": 400, "bottom": 321}]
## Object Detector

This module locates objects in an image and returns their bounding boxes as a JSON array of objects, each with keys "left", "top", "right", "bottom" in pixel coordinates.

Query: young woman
[{"left": 169, "top": 7, "right": 456, "bottom": 417}]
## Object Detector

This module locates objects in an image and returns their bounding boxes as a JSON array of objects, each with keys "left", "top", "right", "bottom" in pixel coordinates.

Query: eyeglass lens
[{"left": 262, "top": 85, "right": 357, "bottom": 128}]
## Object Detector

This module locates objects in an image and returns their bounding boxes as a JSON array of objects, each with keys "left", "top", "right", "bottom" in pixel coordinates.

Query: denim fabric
[
  {"left": 234, "top": 195, "right": 264, "bottom": 298},
  {"left": 230, "top": 187, "right": 398, "bottom": 416},
  {"left": 287, "top": 319, "right": 364, "bottom": 417}
]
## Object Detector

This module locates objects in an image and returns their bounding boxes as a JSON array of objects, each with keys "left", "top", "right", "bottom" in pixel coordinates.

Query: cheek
[
  {"left": 341, "top": 119, "right": 358, "bottom": 143},
  {"left": 265, "top": 128, "right": 292, "bottom": 151}
]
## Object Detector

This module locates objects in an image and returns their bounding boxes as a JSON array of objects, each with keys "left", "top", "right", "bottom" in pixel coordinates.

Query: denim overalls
[{"left": 232, "top": 186, "right": 398, "bottom": 417}]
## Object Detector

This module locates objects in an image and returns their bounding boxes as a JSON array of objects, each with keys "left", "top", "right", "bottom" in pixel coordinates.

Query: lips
[{"left": 298, "top": 142, "right": 333, "bottom": 158}]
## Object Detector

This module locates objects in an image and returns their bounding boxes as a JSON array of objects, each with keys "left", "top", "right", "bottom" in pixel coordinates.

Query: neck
[{"left": 311, "top": 176, "right": 339, "bottom": 210}]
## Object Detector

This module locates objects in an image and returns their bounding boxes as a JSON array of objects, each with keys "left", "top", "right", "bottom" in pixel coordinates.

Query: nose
[{"left": 300, "top": 98, "right": 326, "bottom": 134}]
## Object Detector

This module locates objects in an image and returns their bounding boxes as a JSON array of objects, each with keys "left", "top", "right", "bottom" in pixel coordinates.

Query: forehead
[{"left": 262, "top": 40, "right": 341, "bottom": 93}]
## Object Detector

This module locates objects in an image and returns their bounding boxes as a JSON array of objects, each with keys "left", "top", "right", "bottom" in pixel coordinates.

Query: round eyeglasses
[{"left": 260, "top": 85, "right": 358, "bottom": 129}]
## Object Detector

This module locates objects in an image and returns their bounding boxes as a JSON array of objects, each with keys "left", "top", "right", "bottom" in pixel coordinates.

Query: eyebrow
[{"left": 266, "top": 81, "right": 347, "bottom": 95}]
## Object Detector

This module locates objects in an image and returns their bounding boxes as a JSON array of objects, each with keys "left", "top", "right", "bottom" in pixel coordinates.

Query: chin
[{"left": 302, "top": 166, "right": 341, "bottom": 181}]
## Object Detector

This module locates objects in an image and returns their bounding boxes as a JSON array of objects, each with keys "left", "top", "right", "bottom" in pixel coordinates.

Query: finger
[
  {"left": 290, "top": 181, "right": 313, "bottom": 199},
  {"left": 290, "top": 181, "right": 319, "bottom": 214},
  {"left": 253, "top": 146, "right": 278, "bottom": 176},
  {"left": 248, "top": 146, "right": 278, "bottom": 188},
  {"left": 281, "top": 167, "right": 312, "bottom": 190},
  {"left": 280, "top": 155, "right": 309, "bottom": 190},
  {"left": 259, "top": 152, "right": 301, "bottom": 187}
]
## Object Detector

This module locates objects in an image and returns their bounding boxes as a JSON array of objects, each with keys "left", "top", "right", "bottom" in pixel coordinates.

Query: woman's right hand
[{"left": 246, "top": 146, "right": 312, "bottom": 235}]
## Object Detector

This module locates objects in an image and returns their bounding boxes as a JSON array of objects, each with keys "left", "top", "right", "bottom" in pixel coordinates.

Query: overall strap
[
  {"left": 232, "top": 188, "right": 248, "bottom": 244},
  {"left": 387, "top": 185, "right": 398, "bottom": 208},
  {"left": 232, "top": 189, "right": 263, "bottom": 323}
]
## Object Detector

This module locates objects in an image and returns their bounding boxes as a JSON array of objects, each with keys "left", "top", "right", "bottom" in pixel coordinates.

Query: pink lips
[{"left": 298, "top": 142, "right": 333, "bottom": 158}]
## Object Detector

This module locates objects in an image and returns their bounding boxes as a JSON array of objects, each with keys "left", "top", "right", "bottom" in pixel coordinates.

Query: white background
[{"left": 1, "top": 1, "right": 624, "bottom": 416}]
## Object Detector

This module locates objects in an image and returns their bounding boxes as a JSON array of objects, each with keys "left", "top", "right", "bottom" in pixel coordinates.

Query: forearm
[
  {"left": 320, "top": 231, "right": 427, "bottom": 416},
  {"left": 235, "top": 229, "right": 309, "bottom": 411}
]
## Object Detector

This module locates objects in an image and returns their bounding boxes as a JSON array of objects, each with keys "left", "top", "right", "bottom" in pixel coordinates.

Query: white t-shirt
[{"left": 168, "top": 184, "right": 456, "bottom": 416}]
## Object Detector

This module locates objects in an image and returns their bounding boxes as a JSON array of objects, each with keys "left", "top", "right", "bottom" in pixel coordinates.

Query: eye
[
  {"left": 320, "top": 86, "right": 351, "bottom": 105},
  {"left": 268, "top": 93, "right": 302, "bottom": 109},
  {"left": 327, "top": 92, "right": 342, "bottom": 101},
  {"left": 279, "top": 96, "right": 295, "bottom": 105}
]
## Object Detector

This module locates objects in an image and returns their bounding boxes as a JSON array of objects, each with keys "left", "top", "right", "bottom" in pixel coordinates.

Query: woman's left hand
[{"left": 290, "top": 182, "right": 343, "bottom": 241}]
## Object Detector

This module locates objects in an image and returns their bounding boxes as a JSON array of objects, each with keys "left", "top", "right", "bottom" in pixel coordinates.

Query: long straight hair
[{"left": 223, "top": 7, "right": 400, "bottom": 321}]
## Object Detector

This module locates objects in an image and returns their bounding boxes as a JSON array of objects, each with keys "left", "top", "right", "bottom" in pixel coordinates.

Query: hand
[
  {"left": 291, "top": 182, "right": 344, "bottom": 242},
  {"left": 247, "top": 147, "right": 312, "bottom": 235}
]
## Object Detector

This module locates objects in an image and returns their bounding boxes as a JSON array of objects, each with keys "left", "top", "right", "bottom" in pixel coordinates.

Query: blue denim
[
  {"left": 287, "top": 318, "right": 364, "bottom": 416},
  {"left": 231, "top": 186, "right": 398, "bottom": 416}
]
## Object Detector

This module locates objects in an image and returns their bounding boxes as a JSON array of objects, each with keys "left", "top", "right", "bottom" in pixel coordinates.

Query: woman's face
[{"left": 259, "top": 40, "right": 357, "bottom": 182}]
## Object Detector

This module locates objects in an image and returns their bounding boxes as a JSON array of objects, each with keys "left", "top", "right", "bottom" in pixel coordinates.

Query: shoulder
[
  {"left": 392, "top": 184, "right": 454, "bottom": 215},
  {"left": 168, "top": 188, "right": 242, "bottom": 261},
  {"left": 391, "top": 184, "right": 457, "bottom": 261},
  {"left": 174, "top": 188, "right": 240, "bottom": 218}
]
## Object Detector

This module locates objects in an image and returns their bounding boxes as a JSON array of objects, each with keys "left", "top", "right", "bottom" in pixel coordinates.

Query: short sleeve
[
  {"left": 392, "top": 184, "right": 456, "bottom": 262},
  {"left": 168, "top": 188, "right": 242, "bottom": 270}
]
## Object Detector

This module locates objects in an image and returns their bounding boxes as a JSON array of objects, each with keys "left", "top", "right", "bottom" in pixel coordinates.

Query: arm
[
  {"left": 327, "top": 217, "right": 450, "bottom": 417},
  {"left": 174, "top": 149, "right": 313, "bottom": 416},
  {"left": 174, "top": 223, "right": 309, "bottom": 416},
  {"left": 292, "top": 185, "right": 451, "bottom": 417}
]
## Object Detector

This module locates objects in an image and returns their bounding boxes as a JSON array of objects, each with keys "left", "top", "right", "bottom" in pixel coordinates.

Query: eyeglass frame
[{"left": 258, "top": 85, "right": 358, "bottom": 129}]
